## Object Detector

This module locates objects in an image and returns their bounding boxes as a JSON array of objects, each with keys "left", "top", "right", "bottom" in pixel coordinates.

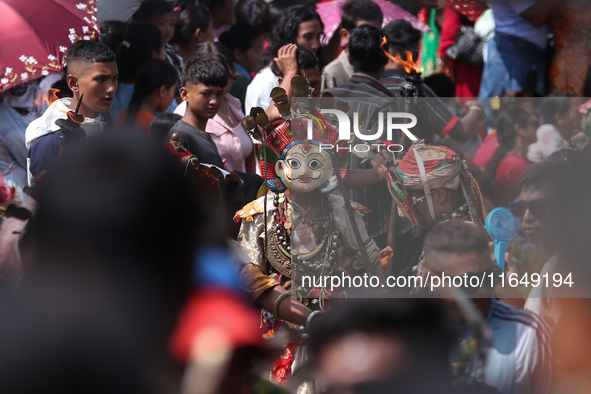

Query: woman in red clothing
[
  {"left": 486, "top": 106, "right": 538, "bottom": 207},
  {"left": 438, "top": 0, "right": 486, "bottom": 101}
]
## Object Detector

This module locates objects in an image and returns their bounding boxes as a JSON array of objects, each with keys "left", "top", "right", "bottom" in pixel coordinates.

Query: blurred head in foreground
[
  {"left": 0, "top": 133, "right": 208, "bottom": 392},
  {"left": 307, "top": 298, "right": 456, "bottom": 394}
]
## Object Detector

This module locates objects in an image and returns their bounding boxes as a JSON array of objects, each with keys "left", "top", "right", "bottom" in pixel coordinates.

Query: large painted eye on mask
[
  {"left": 287, "top": 158, "right": 301, "bottom": 169},
  {"left": 307, "top": 158, "right": 323, "bottom": 170}
]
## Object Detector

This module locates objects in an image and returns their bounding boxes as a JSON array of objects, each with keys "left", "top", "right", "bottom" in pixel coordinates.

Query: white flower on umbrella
[
  {"left": 93, "top": 7, "right": 97, "bottom": 12},
  {"left": 48, "top": 54, "right": 57, "bottom": 61},
  {"left": 19, "top": 55, "right": 27, "bottom": 62},
  {"left": 69, "top": 28, "right": 76, "bottom": 34},
  {"left": 27, "top": 56, "right": 37, "bottom": 64},
  {"left": 5, "top": 67, "right": 12, "bottom": 75},
  {"left": 59, "top": 46, "right": 68, "bottom": 53},
  {"left": 1, "top": 78, "right": 8, "bottom": 85},
  {"left": 91, "top": 16, "right": 97, "bottom": 21},
  {"left": 82, "top": 26, "right": 89, "bottom": 33},
  {"left": 84, "top": 17, "right": 91, "bottom": 24},
  {"left": 83, "top": 35, "right": 90, "bottom": 40},
  {"left": 42, "top": 70, "right": 49, "bottom": 76},
  {"left": 69, "top": 34, "right": 77, "bottom": 43},
  {"left": 20, "top": 72, "right": 28, "bottom": 80},
  {"left": 76, "top": 3, "right": 87, "bottom": 9}
]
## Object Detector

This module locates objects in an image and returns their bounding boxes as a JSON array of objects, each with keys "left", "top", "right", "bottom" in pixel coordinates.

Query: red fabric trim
[{"left": 441, "top": 115, "right": 460, "bottom": 137}]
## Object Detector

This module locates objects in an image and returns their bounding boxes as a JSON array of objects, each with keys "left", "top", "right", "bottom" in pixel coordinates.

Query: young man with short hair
[
  {"left": 321, "top": 0, "right": 383, "bottom": 90},
  {"left": 514, "top": 159, "right": 564, "bottom": 329},
  {"left": 26, "top": 40, "right": 118, "bottom": 185},
  {"left": 167, "top": 57, "right": 227, "bottom": 168},
  {"left": 423, "top": 220, "right": 553, "bottom": 394}
]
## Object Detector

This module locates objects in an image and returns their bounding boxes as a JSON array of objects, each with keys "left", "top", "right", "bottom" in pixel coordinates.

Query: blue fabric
[
  {"left": 479, "top": 32, "right": 546, "bottom": 126},
  {"left": 110, "top": 83, "right": 134, "bottom": 121},
  {"left": 234, "top": 62, "right": 251, "bottom": 81},
  {"left": 28, "top": 133, "right": 63, "bottom": 183},
  {"left": 194, "top": 246, "right": 242, "bottom": 293},
  {"left": 0, "top": 103, "right": 28, "bottom": 186}
]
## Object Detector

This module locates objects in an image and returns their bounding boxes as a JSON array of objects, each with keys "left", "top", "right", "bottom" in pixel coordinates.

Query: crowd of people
[{"left": 1, "top": 0, "right": 591, "bottom": 392}]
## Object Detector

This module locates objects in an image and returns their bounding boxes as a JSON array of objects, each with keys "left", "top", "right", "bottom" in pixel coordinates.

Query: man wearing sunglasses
[
  {"left": 423, "top": 221, "right": 552, "bottom": 394},
  {"left": 514, "top": 160, "right": 562, "bottom": 330}
]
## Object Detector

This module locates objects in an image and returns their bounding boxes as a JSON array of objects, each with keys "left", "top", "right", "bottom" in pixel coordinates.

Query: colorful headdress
[
  {"left": 394, "top": 143, "right": 487, "bottom": 233},
  {"left": 260, "top": 117, "right": 350, "bottom": 193}
]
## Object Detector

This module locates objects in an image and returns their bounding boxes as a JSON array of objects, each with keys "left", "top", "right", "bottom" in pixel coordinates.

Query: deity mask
[
  {"left": 259, "top": 118, "right": 349, "bottom": 194},
  {"left": 275, "top": 140, "right": 335, "bottom": 193}
]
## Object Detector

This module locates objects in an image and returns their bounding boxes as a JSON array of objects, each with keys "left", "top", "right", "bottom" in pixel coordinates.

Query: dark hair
[
  {"left": 268, "top": 0, "right": 305, "bottom": 27},
  {"left": 424, "top": 73, "right": 455, "bottom": 98},
  {"left": 200, "top": 0, "right": 230, "bottom": 15},
  {"left": 341, "top": 0, "right": 384, "bottom": 32},
  {"left": 33, "top": 132, "right": 204, "bottom": 278},
  {"left": 383, "top": 19, "right": 421, "bottom": 59},
  {"left": 235, "top": 0, "right": 271, "bottom": 37},
  {"left": 518, "top": 156, "right": 566, "bottom": 193},
  {"left": 98, "top": 21, "right": 127, "bottom": 55},
  {"left": 486, "top": 106, "right": 532, "bottom": 197},
  {"left": 261, "top": 5, "right": 324, "bottom": 72},
  {"left": 541, "top": 96, "right": 570, "bottom": 126},
  {"left": 173, "top": 5, "right": 212, "bottom": 48},
  {"left": 193, "top": 41, "right": 234, "bottom": 76},
  {"left": 296, "top": 47, "right": 319, "bottom": 71},
  {"left": 67, "top": 40, "right": 116, "bottom": 67},
  {"left": 219, "top": 22, "right": 262, "bottom": 55},
  {"left": 133, "top": 0, "right": 174, "bottom": 22},
  {"left": 308, "top": 298, "right": 454, "bottom": 376},
  {"left": 271, "top": 47, "right": 319, "bottom": 77},
  {"left": 181, "top": 56, "right": 228, "bottom": 88},
  {"left": 151, "top": 112, "right": 182, "bottom": 146},
  {"left": 348, "top": 24, "right": 387, "bottom": 73},
  {"left": 424, "top": 220, "right": 489, "bottom": 256},
  {"left": 116, "top": 22, "right": 163, "bottom": 81},
  {"left": 125, "top": 58, "right": 177, "bottom": 126}
]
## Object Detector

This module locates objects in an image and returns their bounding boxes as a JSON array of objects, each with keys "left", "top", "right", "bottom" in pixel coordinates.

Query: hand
[
  {"left": 379, "top": 246, "right": 394, "bottom": 268},
  {"left": 274, "top": 44, "right": 298, "bottom": 78}
]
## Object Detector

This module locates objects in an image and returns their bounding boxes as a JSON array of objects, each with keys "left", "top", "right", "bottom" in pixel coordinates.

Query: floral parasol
[{"left": 0, "top": 0, "right": 100, "bottom": 92}]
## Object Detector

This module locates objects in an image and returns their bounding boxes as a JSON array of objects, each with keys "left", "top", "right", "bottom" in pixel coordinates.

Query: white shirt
[
  {"left": 244, "top": 65, "right": 279, "bottom": 115},
  {"left": 466, "top": 300, "right": 553, "bottom": 394},
  {"left": 25, "top": 98, "right": 104, "bottom": 185},
  {"left": 491, "top": 0, "right": 549, "bottom": 49}
]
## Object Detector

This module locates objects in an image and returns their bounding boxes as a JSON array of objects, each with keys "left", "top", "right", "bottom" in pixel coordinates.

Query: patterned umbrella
[
  {"left": 0, "top": 0, "right": 100, "bottom": 92},
  {"left": 316, "top": 0, "right": 430, "bottom": 45}
]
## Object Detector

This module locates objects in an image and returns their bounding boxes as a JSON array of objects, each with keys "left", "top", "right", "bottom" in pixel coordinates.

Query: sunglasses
[
  {"left": 509, "top": 199, "right": 548, "bottom": 219},
  {"left": 428, "top": 265, "right": 502, "bottom": 294}
]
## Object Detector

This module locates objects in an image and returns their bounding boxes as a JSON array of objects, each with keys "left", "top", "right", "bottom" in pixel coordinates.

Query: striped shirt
[
  {"left": 464, "top": 300, "right": 553, "bottom": 394},
  {"left": 380, "top": 69, "right": 459, "bottom": 143},
  {"left": 328, "top": 73, "right": 395, "bottom": 241}
]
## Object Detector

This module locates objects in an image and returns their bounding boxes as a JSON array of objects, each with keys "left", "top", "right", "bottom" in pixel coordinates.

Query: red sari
[{"left": 439, "top": 0, "right": 485, "bottom": 102}]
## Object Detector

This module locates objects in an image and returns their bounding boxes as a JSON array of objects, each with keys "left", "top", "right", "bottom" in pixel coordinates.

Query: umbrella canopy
[
  {"left": 317, "top": 0, "right": 430, "bottom": 45},
  {"left": 0, "top": 0, "right": 100, "bottom": 92},
  {"left": 97, "top": 0, "right": 143, "bottom": 23}
]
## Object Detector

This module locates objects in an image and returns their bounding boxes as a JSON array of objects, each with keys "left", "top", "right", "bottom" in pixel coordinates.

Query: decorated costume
[
  {"left": 235, "top": 110, "right": 381, "bottom": 390},
  {"left": 386, "top": 142, "right": 488, "bottom": 276}
]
